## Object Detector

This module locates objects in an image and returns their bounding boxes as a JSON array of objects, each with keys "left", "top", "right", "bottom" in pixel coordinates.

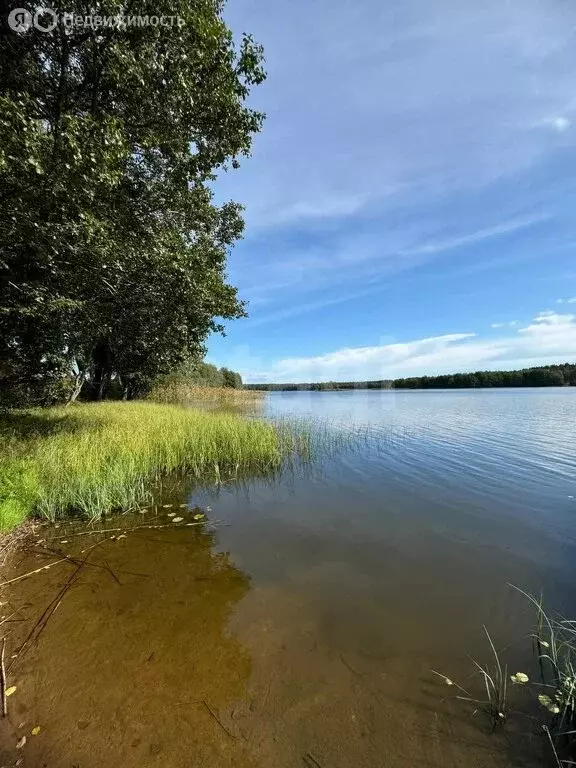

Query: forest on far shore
[{"left": 245, "top": 362, "right": 576, "bottom": 391}]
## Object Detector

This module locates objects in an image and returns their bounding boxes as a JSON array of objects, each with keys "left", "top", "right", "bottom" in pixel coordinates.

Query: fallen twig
[
  {"left": 303, "top": 753, "right": 323, "bottom": 768},
  {"left": 47, "top": 519, "right": 218, "bottom": 539},
  {"left": 0, "top": 558, "right": 69, "bottom": 588},
  {"left": 24, "top": 546, "right": 136, "bottom": 582},
  {"left": 339, "top": 653, "right": 362, "bottom": 676},
  {"left": 101, "top": 558, "right": 121, "bottom": 585},
  {"left": 202, "top": 700, "right": 236, "bottom": 741},
  {"left": 8, "top": 542, "right": 105, "bottom": 672},
  {"left": 1, "top": 637, "right": 7, "bottom": 717}
]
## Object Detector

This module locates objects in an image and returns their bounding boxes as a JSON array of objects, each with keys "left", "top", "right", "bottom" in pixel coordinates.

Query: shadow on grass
[{"left": 0, "top": 410, "right": 85, "bottom": 440}]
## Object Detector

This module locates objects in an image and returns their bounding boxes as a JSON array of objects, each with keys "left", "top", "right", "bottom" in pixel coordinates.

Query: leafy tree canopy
[{"left": 0, "top": 0, "right": 265, "bottom": 405}]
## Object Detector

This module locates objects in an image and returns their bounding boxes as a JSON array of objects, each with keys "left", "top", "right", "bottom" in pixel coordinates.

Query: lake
[{"left": 3, "top": 388, "right": 576, "bottom": 767}]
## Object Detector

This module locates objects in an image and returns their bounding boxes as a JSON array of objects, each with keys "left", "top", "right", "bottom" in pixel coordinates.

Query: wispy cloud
[
  {"left": 238, "top": 213, "right": 549, "bottom": 322},
  {"left": 220, "top": 0, "right": 576, "bottom": 233},
  {"left": 243, "top": 311, "right": 576, "bottom": 382},
  {"left": 557, "top": 297, "right": 576, "bottom": 304},
  {"left": 401, "top": 215, "right": 548, "bottom": 258},
  {"left": 491, "top": 321, "right": 519, "bottom": 329}
]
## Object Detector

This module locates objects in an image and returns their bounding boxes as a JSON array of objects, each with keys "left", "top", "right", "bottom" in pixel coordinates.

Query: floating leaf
[
  {"left": 172, "top": 517, "right": 184, "bottom": 523},
  {"left": 193, "top": 513, "right": 205, "bottom": 520},
  {"left": 539, "top": 694, "right": 552, "bottom": 707},
  {"left": 179, "top": 504, "right": 188, "bottom": 508},
  {"left": 31, "top": 726, "right": 41, "bottom": 736},
  {"left": 167, "top": 512, "right": 176, "bottom": 518},
  {"left": 511, "top": 672, "right": 529, "bottom": 684},
  {"left": 16, "top": 736, "right": 26, "bottom": 749},
  {"left": 5, "top": 686, "right": 17, "bottom": 697},
  {"left": 162, "top": 504, "right": 173, "bottom": 508}
]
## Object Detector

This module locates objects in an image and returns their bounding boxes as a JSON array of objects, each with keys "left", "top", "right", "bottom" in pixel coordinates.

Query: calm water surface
[{"left": 4, "top": 388, "right": 576, "bottom": 767}]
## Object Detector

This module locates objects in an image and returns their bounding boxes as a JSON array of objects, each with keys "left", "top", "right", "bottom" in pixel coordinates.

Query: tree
[
  {"left": 0, "top": 0, "right": 265, "bottom": 404},
  {"left": 221, "top": 367, "right": 242, "bottom": 388}
]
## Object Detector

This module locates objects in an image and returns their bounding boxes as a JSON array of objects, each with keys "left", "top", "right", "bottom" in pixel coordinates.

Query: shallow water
[{"left": 2, "top": 388, "right": 576, "bottom": 766}]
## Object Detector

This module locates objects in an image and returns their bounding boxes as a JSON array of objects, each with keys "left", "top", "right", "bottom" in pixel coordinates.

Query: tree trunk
[
  {"left": 66, "top": 373, "right": 85, "bottom": 406},
  {"left": 91, "top": 340, "right": 114, "bottom": 401}
]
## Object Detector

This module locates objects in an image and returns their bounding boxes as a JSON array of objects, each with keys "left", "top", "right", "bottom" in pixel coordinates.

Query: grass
[
  {"left": 0, "top": 401, "right": 307, "bottom": 531},
  {"left": 512, "top": 586, "right": 576, "bottom": 765},
  {"left": 433, "top": 626, "right": 509, "bottom": 729},
  {"left": 434, "top": 587, "right": 576, "bottom": 766}
]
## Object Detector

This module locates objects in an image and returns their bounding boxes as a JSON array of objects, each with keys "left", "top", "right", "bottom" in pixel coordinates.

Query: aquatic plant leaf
[
  {"left": 31, "top": 726, "right": 41, "bottom": 736},
  {"left": 16, "top": 736, "right": 26, "bottom": 748},
  {"left": 172, "top": 517, "right": 184, "bottom": 523},
  {"left": 5, "top": 686, "right": 17, "bottom": 696}
]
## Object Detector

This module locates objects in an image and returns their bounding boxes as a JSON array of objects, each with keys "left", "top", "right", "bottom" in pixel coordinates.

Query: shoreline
[{"left": 0, "top": 400, "right": 304, "bottom": 533}]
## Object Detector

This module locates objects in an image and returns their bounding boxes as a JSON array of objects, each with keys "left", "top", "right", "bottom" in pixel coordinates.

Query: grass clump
[
  {"left": 434, "top": 587, "right": 576, "bottom": 766},
  {"left": 0, "top": 401, "right": 305, "bottom": 531},
  {"left": 433, "top": 626, "right": 510, "bottom": 731}
]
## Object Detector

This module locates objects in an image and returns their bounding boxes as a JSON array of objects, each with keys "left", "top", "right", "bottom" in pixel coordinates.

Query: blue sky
[{"left": 207, "top": 0, "right": 576, "bottom": 383}]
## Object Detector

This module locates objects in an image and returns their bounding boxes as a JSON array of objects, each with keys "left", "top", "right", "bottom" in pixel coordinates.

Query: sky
[{"left": 207, "top": 0, "right": 576, "bottom": 383}]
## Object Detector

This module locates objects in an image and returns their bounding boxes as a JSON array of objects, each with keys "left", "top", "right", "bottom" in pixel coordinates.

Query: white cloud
[
  {"left": 552, "top": 116, "right": 570, "bottom": 132},
  {"left": 245, "top": 311, "right": 576, "bottom": 382},
  {"left": 557, "top": 297, "right": 576, "bottom": 304},
  {"left": 491, "top": 320, "right": 519, "bottom": 328}
]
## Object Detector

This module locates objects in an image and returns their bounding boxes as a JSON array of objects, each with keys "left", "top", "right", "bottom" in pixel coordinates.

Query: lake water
[{"left": 3, "top": 388, "right": 576, "bottom": 767}]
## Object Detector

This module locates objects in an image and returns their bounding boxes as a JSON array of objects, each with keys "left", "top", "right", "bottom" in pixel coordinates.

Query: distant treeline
[{"left": 246, "top": 363, "right": 576, "bottom": 391}]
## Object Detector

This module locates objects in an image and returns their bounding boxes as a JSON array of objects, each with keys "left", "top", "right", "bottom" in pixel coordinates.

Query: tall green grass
[{"left": 0, "top": 401, "right": 307, "bottom": 531}]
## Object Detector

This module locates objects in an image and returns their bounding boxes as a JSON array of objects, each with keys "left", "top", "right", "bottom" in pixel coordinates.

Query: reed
[
  {"left": 0, "top": 401, "right": 307, "bottom": 530},
  {"left": 433, "top": 626, "right": 509, "bottom": 729},
  {"left": 148, "top": 382, "right": 264, "bottom": 407},
  {"left": 434, "top": 587, "right": 576, "bottom": 765},
  {"left": 510, "top": 585, "right": 576, "bottom": 763}
]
